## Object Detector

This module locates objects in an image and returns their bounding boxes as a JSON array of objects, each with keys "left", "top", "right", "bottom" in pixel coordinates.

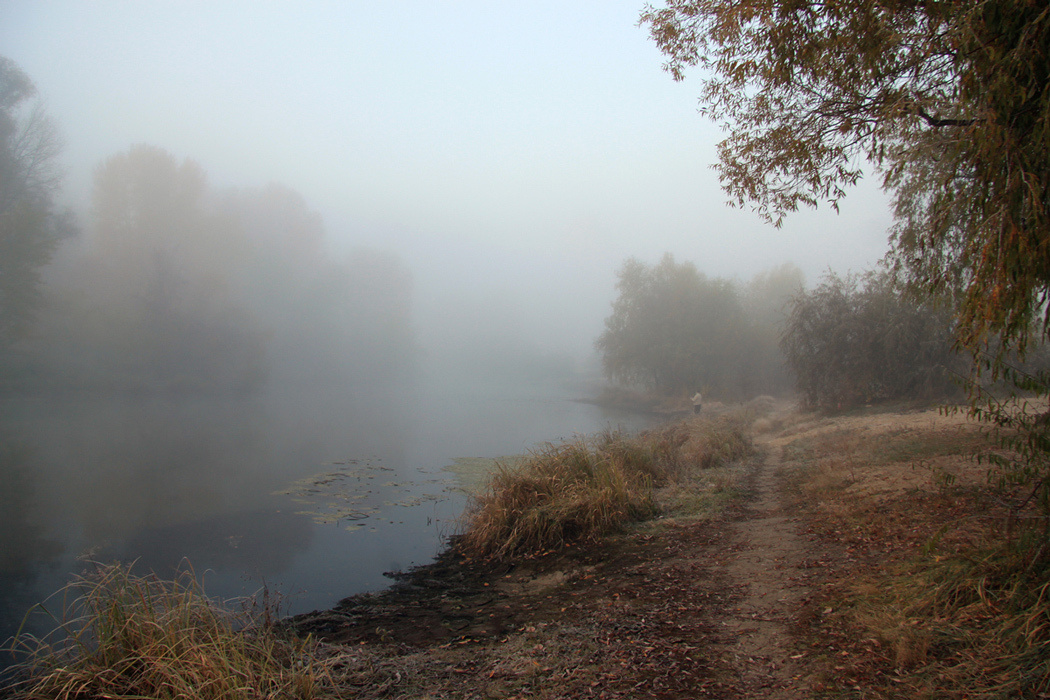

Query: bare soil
[{"left": 287, "top": 404, "right": 992, "bottom": 699}]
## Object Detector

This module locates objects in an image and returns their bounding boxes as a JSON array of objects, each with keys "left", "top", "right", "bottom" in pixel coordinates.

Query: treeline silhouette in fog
[
  {"left": 6, "top": 144, "right": 416, "bottom": 395},
  {"left": 596, "top": 254, "right": 802, "bottom": 400},
  {"left": 594, "top": 255, "right": 1012, "bottom": 410},
  {"left": 1, "top": 54, "right": 1005, "bottom": 411}
]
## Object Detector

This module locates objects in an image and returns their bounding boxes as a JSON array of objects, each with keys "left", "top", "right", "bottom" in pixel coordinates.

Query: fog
[
  {"left": 0, "top": 2, "right": 898, "bottom": 642},
  {"left": 1, "top": 2, "right": 894, "bottom": 368}
]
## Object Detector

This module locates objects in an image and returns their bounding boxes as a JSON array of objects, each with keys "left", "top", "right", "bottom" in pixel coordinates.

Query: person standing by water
[{"left": 692, "top": 392, "right": 703, "bottom": 414}]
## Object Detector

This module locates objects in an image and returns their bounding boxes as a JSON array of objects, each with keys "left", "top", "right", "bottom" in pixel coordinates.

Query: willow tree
[
  {"left": 640, "top": 0, "right": 1050, "bottom": 358},
  {"left": 780, "top": 269, "right": 962, "bottom": 410}
]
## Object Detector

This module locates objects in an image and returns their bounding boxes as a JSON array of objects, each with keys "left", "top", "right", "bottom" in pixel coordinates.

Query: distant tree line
[
  {"left": 30, "top": 145, "right": 416, "bottom": 394},
  {"left": 596, "top": 255, "right": 975, "bottom": 410},
  {"left": 596, "top": 254, "right": 800, "bottom": 400},
  {"left": 0, "top": 56, "right": 416, "bottom": 396}
]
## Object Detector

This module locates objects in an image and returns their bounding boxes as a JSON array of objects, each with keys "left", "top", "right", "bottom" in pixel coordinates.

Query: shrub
[
  {"left": 460, "top": 419, "right": 754, "bottom": 560},
  {"left": 780, "top": 269, "right": 964, "bottom": 410}
]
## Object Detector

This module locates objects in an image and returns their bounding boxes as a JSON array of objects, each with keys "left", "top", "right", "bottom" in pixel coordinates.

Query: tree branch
[{"left": 914, "top": 106, "right": 976, "bottom": 128}]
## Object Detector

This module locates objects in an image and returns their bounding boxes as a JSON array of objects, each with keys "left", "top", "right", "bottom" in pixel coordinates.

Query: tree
[
  {"left": 40, "top": 148, "right": 417, "bottom": 394},
  {"left": 641, "top": 1, "right": 1050, "bottom": 546},
  {"left": 218, "top": 184, "right": 418, "bottom": 389},
  {"left": 71, "top": 145, "right": 268, "bottom": 392},
  {"left": 0, "top": 56, "right": 71, "bottom": 351},
  {"left": 597, "top": 254, "right": 752, "bottom": 397},
  {"left": 640, "top": 1, "right": 1050, "bottom": 359},
  {"left": 780, "top": 269, "right": 963, "bottom": 409},
  {"left": 741, "top": 262, "right": 804, "bottom": 396}
]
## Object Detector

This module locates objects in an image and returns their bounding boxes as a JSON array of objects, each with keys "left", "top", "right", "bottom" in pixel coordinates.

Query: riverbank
[
  {"left": 288, "top": 407, "right": 760, "bottom": 648},
  {"left": 8, "top": 401, "right": 1047, "bottom": 699},
  {"left": 283, "top": 409, "right": 762, "bottom": 697},
  {"left": 282, "top": 401, "right": 1046, "bottom": 699}
]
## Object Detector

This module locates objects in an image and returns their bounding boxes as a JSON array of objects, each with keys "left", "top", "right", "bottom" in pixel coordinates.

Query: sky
[{"left": 1, "top": 1, "right": 894, "bottom": 361}]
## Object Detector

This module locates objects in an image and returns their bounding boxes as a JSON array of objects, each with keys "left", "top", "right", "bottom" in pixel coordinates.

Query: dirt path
[
  {"left": 290, "top": 432, "right": 825, "bottom": 699},
  {"left": 707, "top": 437, "right": 813, "bottom": 697}
]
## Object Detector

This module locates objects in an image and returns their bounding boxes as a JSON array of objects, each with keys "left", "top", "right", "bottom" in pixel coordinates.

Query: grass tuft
[
  {"left": 5, "top": 562, "right": 327, "bottom": 700},
  {"left": 850, "top": 547, "right": 1050, "bottom": 697},
  {"left": 460, "top": 417, "right": 754, "bottom": 560}
]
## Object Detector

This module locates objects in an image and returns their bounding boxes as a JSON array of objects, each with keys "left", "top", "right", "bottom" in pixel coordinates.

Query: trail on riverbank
[
  {"left": 286, "top": 403, "right": 1014, "bottom": 699},
  {"left": 11, "top": 403, "right": 1015, "bottom": 699},
  {"left": 707, "top": 434, "right": 813, "bottom": 697},
  {"left": 288, "top": 411, "right": 833, "bottom": 699}
]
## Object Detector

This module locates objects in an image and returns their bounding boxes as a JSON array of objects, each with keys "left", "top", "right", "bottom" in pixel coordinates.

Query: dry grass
[
  {"left": 849, "top": 549, "right": 1050, "bottom": 696},
  {"left": 459, "top": 432, "right": 661, "bottom": 560},
  {"left": 5, "top": 562, "right": 329, "bottom": 700},
  {"left": 781, "top": 407, "right": 1050, "bottom": 699},
  {"left": 460, "top": 416, "right": 754, "bottom": 560},
  {"left": 643, "top": 414, "right": 754, "bottom": 473}
]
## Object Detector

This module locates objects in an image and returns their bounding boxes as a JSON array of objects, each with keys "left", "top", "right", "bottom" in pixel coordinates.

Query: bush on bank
[{"left": 459, "top": 416, "right": 754, "bottom": 560}]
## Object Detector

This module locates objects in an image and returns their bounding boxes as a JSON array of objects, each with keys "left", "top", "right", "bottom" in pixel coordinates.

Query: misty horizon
[{"left": 2, "top": 2, "right": 895, "bottom": 372}]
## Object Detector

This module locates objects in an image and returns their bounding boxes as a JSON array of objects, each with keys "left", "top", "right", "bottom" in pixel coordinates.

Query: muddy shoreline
[
  {"left": 285, "top": 533, "right": 616, "bottom": 648},
  {"left": 278, "top": 441, "right": 764, "bottom": 699},
  {"left": 286, "top": 403, "right": 747, "bottom": 652}
]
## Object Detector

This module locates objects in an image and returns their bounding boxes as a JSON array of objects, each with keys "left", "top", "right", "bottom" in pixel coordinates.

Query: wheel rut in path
[{"left": 708, "top": 438, "right": 812, "bottom": 698}]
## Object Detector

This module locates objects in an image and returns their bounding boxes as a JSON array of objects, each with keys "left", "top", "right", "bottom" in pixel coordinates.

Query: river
[{"left": 0, "top": 369, "right": 657, "bottom": 645}]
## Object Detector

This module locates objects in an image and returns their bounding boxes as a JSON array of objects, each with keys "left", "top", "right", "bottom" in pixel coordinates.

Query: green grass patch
[
  {"left": 653, "top": 464, "right": 745, "bottom": 524},
  {"left": 444, "top": 455, "right": 523, "bottom": 495}
]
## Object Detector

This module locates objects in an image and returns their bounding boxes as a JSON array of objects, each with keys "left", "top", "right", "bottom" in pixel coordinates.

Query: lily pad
[
  {"left": 443, "top": 456, "right": 523, "bottom": 494},
  {"left": 273, "top": 457, "right": 459, "bottom": 528}
]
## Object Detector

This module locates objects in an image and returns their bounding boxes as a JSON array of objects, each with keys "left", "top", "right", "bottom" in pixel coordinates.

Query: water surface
[{"left": 0, "top": 371, "right": 655, "bottom": 644}]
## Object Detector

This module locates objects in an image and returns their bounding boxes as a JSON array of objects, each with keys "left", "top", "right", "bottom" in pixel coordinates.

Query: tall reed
[{"left": 5, "top": 562, "right": 325, "bottom": 700}]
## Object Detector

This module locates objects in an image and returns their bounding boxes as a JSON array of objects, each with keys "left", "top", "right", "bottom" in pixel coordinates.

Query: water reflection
[
  {"left": 0, "top": 440, "right": 62, "bottom": 574},
  {"left": 0, "top": 375, "right": 654, "bottom": 646},
  {"left": 0, "top": 437, "right": 65, "bottom": 643},
  {"left": 117, "top": 508, "right": 313, "bottom": 581}
]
